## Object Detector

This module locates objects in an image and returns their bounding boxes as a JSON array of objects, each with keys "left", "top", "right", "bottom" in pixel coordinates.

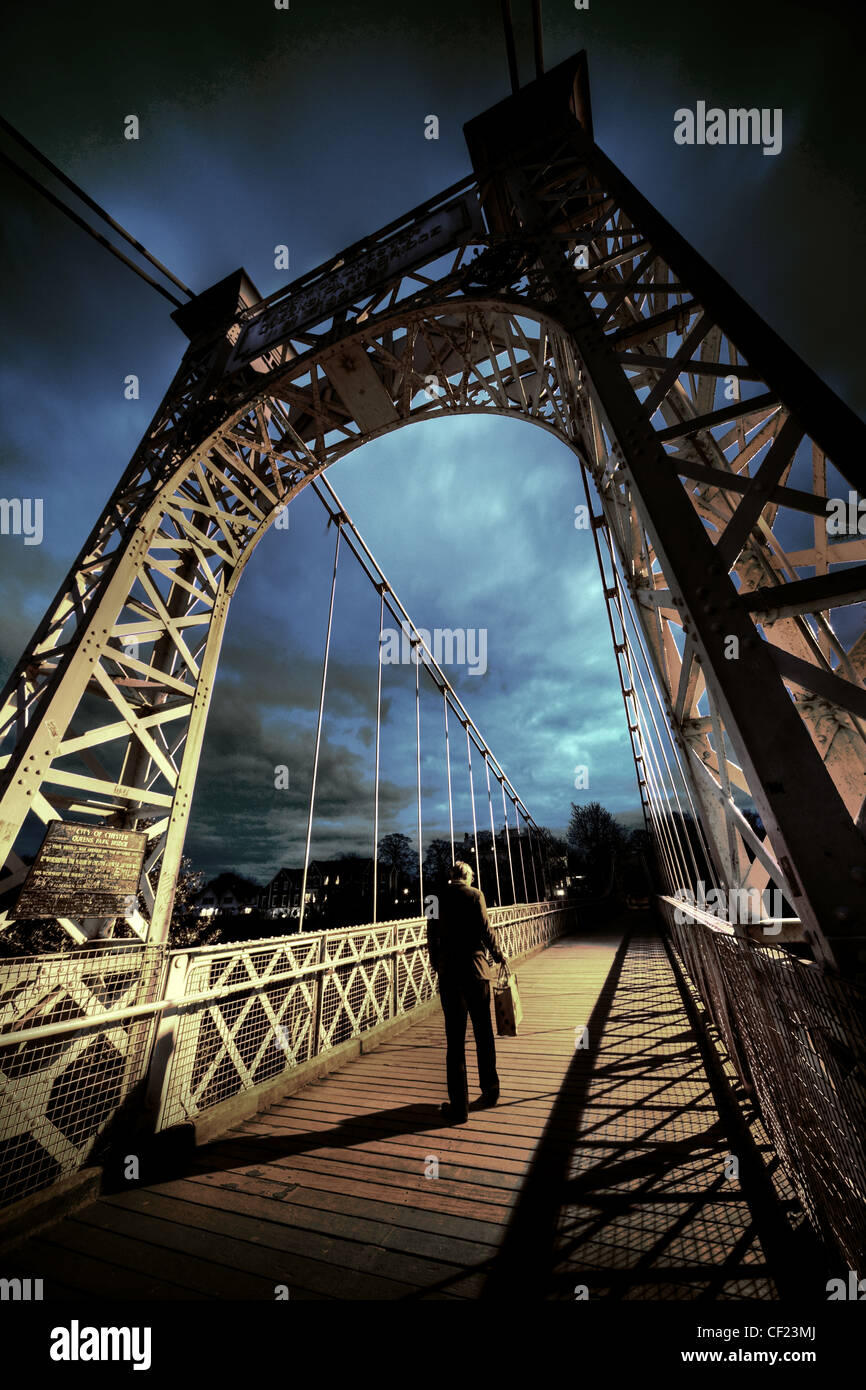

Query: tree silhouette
[
  {"left": 423, "top": 837, "right": 453, "bottom": 888},
  {"left": 168, "top": 857, "right": 221, "bottom": 947},
  {"left": 567, "top": 801, "right": 626, "bottom": 894},
  {"left": 377, "top": 832, "right": 416, "bottom": 877}
]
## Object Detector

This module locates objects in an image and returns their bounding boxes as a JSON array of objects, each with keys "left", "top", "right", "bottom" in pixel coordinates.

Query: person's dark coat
[{"left": 427, "top": 881, "right": 504, "bottom": 982}]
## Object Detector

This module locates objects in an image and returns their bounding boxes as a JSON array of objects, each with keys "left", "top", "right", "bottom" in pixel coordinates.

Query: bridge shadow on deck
[
  {"left": 1, "top": 921, "right": 818, "bottom": 1301},
  {"left": 480, "top": 929, "right": 810, "bottom": 1300}
]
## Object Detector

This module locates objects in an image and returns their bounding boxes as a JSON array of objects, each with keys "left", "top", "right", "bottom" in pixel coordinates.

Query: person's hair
[{"left": 449, "top": 860, "right": 474, "bottom": 886}]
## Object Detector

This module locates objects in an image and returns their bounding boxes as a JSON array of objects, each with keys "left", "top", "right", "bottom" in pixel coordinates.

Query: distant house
[
  {"left": 259, "top": 857, "right": 399, "bottom": 925},
  {"left": 259, "top": 863, "right": 324, "bottom": 919},
  {"left": 193, "top": 872, "right": 260, "bottom": 918}
]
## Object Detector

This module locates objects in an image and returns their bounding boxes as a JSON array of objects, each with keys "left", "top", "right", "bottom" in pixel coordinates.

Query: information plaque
[{"left": 14, "top": 822, "right": 147, "bottom": 919}]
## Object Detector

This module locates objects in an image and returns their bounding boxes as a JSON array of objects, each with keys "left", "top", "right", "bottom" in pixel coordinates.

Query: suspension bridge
[{"left": 0, "top": 30, "right": 864, "bottom": 1307}]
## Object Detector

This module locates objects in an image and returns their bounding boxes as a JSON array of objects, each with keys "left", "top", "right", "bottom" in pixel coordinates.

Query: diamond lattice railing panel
[
  {"left": 158, "top": 906, "right": 574, "bottom": 1129},
  {"left": 0, "top": 944, "right": 163, "bottom": 1209}
]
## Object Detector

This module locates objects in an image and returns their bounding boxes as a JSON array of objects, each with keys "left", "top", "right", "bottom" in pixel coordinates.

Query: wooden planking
[
  {"left": 0, "top": 933, "right": 622, "bottom": 1301},
  {"left": 204, "top": 1134, "right": 525, "bottom": 1192},
  {"left": 0, "top": 927, "right": 793, "bottom": 1300},
  {"left": 483, "top": 931, "right": 783, "bottom": 1301},
  {"left": 100, "top": 1180, "right": 491, "bottom": 1298},
  {"left": 74, "top": 1197, "right": 401, "bottom": 1301},
  {"left": 6, "top": 1230, "right": 208, "bottom": 1302},
  {"left": 186, "top": 1150, "right": 518, "bottom": 1223},
  {"left": 112, "top": 1175, "right": 499, "bottom": 1265},
  {"left": 35, "top": 1214, "right": 277, "bottom": 1301}
]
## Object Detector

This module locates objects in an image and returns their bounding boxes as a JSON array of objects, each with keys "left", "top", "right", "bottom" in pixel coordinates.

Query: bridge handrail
[
  {"left": 152, "top": 901, "right": 575, "bottom": 1132},
  {"left": 176, "top": 901, "right": 566, "bottom": 957},
  {"left": 0, "top": 900, "right": 576, "bottom": 1214},
  {"left": 659, "top": 893, "right": 866, "bottom": 1271},
  {"left": 0, "top": 904, "right": 567, "bottom": 1048},
  {"left": 657, "top": 894, "right": 803, "bottom": 939}
]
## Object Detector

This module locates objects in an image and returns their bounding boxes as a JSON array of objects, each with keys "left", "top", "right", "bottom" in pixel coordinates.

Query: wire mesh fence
[
  {"left": 490, "top": 901, "right": 573, "bottom": 959},
  {"left": 157, "top": 902, "right": 575, "bottom": 1131},
  {"left": 160, "top": 931, "right": 323, "bottom": 1128},
  {"left": 0, "top": 942, "right": 164, "bottom": 1212},
  {"left": 0, "top": 902, "right": 575, "bottom": 1212},
  {"left": 660, "top": 896, "right": 866, "bottom": 1270}
]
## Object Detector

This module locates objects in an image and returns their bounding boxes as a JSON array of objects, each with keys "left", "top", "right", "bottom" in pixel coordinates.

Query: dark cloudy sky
[{"left": 1, "top": 0, "right": 863, "bottom": 884}]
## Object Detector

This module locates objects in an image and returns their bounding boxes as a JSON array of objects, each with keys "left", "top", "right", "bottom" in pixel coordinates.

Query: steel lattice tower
[{"left": 1, "top": 52, "right": 864, "bottom": 978}]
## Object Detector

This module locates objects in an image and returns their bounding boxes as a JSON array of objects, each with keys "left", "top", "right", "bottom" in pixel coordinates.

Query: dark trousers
[{"left": 439, "top": 974, "right": 499, "bottom": 1114}]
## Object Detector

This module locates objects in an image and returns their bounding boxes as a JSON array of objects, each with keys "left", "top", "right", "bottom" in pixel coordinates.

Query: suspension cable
[
  {"left": 527, "top": 822, "right": 541, "bottom": 901},
  {"left": 605, "top": 547, "right": 701, "bottom": 890},
  {"left": 630, "top": 665, "right": 692, "bottom": 894},
  {"left": 622, "top": 620, "right": 704, "bottom": 889},
  {"left": 513, "top": 798, "right": 529, "bottom": 902},
  {"left": 577, "top": 459, "right": 654, "bottom": 840},
  {"left": 579, "top": 456, "right": 716, "bottom": 896},
  {"left": 444, "top": 693, "right": 456, "bottom": 866},
  {"left": 0, "top": 148, "right": 186, "bottom": 308},
  {"left": 501, "top": 778, "right": 517, "bottom": 902},
  {"left": 607, "top": 533, "right": 720, "bottom": 890},
  {"left": 414, "top": 638, "right": 424, "bottom": 913},
  {"left": 299, "top": 515, "right": 343, "bottom": 932},
  {"left": 0, "top": 115, "right": 195, "bottom": 297},
  {"left": 294, "top": 481, "right": 550, "bottom": 918},
  {"left": 308, "top": 476, "right": 542, "bottom": 836},
  {"left": 605, "top": 528, "right": 722, "bottom": 891},
  {"left": 465, "top": 721, "right": 481, "bottom": 892},
  {"left": 372, "top": 585, "right": 385, "bottom": 923},
  {"left": 485, "top": 755, "right": 502, "bottom": 906},
  {"left": 633, "top": 676, "right": 693, "bottom": 890}
]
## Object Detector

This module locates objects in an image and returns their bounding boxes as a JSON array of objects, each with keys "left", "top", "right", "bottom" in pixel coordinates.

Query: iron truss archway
[{"left": 1, "top": 52, "right": 865, "bottom": 977}]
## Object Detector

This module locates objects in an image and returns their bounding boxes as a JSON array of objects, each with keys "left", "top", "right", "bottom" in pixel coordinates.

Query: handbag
[{"left": 493, "top": 962, "right": 523, "bottom": 1036}]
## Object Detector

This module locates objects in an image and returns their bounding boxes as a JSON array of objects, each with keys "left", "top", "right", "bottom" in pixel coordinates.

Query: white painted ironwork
[
  {"left": 0, "top": 942, "right": 163, "bottom": 1210},
  {"left": 157, "top": 901, "right": 574, "bottom": 1130},
  {"left": 0, "top": 902, "right": 574, "bottom": 1208},
  {"left": 661, "top": 894, "right": 866, "bottom": 1270}
]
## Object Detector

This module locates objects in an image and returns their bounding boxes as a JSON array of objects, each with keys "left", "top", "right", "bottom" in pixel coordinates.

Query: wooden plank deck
[{"left": 2, "top": 925, "right": 804, "bottom": 1300}]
